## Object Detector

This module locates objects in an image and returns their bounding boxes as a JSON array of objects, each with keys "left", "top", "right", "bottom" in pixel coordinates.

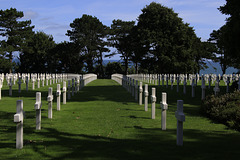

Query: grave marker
[
  {"left": 144, "top": 84, "right": 148, "bottom": 111},
  {"left": 160, "top": 92, "right": 168, "bottom": 130},
  {"left": 34, "top": 92, "right": 42, "bottom": 130},
  {"left": 14, "top": 100, "right": 24, "bottom": 149},
  {"left": 175, "top": 100, "right": 185, "bottom": 146},
  {"left": 226, "top": 77, "right": 230, "bottom": 93},
  {"left": 201, "top": 76, "right": 206, "bottom": 100},
  {"left": 47, "top": 88, "right": 53, "bottom": 119},
  {"left": 151, "top": 88, "right": 156, "bottom": 119},
  {"left": 9, "top": 78, "right": 12, "bottom": 96},
  {"left": 18, "top": 77, "right": 21, "bottom": 93},
  {"left": 68, "top": 80, "right": 71, "bottom": 100},
  {"left": 56, "top": 84, "right": 61, "bottom": 111},
  {"left": 139, "top": 82, "right": 143, "bottom": 105},
  {"left": 63, "top": 81, "right": 67, "bottom": 104},
  {"left": 213, "top": 82, "right": 220, "bottom": 96}
]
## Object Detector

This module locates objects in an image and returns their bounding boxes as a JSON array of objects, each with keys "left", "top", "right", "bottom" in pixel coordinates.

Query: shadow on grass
[{"left": 2, "top": 126, "right": 239, "bottom": 160}]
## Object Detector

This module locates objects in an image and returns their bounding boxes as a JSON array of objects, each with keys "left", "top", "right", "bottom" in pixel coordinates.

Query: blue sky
[{"left": 1, "top": 0, "right": 227, "bottom": 59}]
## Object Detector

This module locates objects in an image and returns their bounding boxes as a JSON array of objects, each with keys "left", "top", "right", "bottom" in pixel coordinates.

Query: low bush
[{"left": 201, "top": 90, "right": 240, "bottom": 131}]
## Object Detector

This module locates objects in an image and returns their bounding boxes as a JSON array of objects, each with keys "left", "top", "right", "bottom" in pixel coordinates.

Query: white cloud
[{"left": 23, "top": 10, "right": 39, "bottom": 20}]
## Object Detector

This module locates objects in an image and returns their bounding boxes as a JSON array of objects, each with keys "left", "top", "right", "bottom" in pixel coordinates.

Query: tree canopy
[
  {"left": 0, "top": 8, "right": 34, "bottom": 72},
  {"left": 1, "top": 2, "right": 229, "bottom": 75}
]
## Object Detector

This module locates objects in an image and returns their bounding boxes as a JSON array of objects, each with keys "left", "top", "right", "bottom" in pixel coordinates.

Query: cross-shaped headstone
[
  {"left": 139, "top": 82, "right": 143, "bottom": 105},
  {"left": 34, "top": 92, "right": 42, "bottom": 130},
  {"left": 183, "top": 76, "right": 187, "bottom": 94},
  {"left": 226, "top": 77, "right": 230, "bottom": 93},
  {"left": 14, "top": 100, "right": 24, "bottom": 149},
  {"left": 56, "top": 84, "right": 61, "bottom": 111},
  {"left": 68, "top": 80, "right": 71, "bottom": 100},
  {"left": 26, "top": 76, "right": 29, "bottom": 91},
  {"left": 72, "top": 79, "right": 75, "bottom": 96},
  {"left": 9, "top": 78, "right": 12, "bottom": 96},
  {"left": 47, "top": 87, "right": 53, "bottom": 119},
  {"left": 208, "top": 75, "right": 212, "bottom": 88},
  {"left": 151, "top": 88, "right": 156, "bottom": 119},
  {"left": 144, "top": 84, "right": 148, "bottom": 111},
  {"left": 37, "top": 78, "right": 40, "bottom": 88},
  {"left": 160, "top": 92, "right": 168, "bottom": 130},
  {"left": 171, "top": 75, "right": 174, "bottom": 90},
  {"left": 176, "top": 76, "right": 180, "bottom": 92},
  {"left": 213, "top": 82, "right": 220, "bottom": 96},
  {"left": 18, "top": 77, "right": 22, "bottom": 93},
  {"left": 175, "top": 100, "right": 185, "bottom": 146},
  {"left": 201, "top": 75, "right": 206, "bottom": 100},
  {"left": 162, "top": 74, "right": 164, "bottom": 86},
  {"left": 135, "top": 80, "right": 138, "bottom": 102},
  {"left": 191, "top": 79, "right": 195, "bottom": 97},
  {"left": 166, "top": 75, "right": 169, "bottom": 88},
  {"left": 63, "top": 81, "right": 67, "bottom": 104}
]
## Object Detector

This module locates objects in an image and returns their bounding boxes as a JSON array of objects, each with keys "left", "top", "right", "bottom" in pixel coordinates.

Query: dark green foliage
[
  {"left": 201, "top": 90, "right": 240, "bottom": 131},
  {"left": 105, "top": 62, "right": 124, "bottom": 78},
  {"left": 136, "top": 2, "right": 212, "bottom": 74},
  {"left": 19, "top": 32, "right": 56, "bottom": 73},
  {"left": 0, "top": 8, "right": 34, "bottom": 72},
  {"left": 49, "top": 41, "right": 84, "bottom": 73},
  {"left": 109, "top": 20, "right": 135, "bottom": 75},
  {"left": 66, "top": 14, "right": 109, "bottom": 73},
  {"left": 215, "top": 0, "right": 240, "bottom": 69}
]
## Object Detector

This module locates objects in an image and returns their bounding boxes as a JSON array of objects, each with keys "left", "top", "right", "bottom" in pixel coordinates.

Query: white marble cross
[
  {"left": 37, "top": 78, "right": 40, "bottom": 88},
  {"left": 213, "top": 82, "right": 220, "bottom": 96},
  {"left": 183, "top": 77, "right": 187, "bottom": 94},
  {"left": 35, "top": 92, "right": 42, "bottom": 130},
  {"left": 160, "top": 92, "right": 168, "bottom": 130},
  {"left": 176, "top": 76, "right": 180, "bottom": 92},
  {"left": 68, "top": 80, "right": 71, "bottom": 100},
  {"left": 14, "top": 100, "right": 24, "bottom": 149},
  {"left": 26, "top": 76, "right": 29, "bottom": 91},
  {"left": 9, "top": 78, "right": 12, "bottom": 96},
  {"left": 47, "top": 88, "right": 53, "bottom": 119},
  {"left": 56, "top": 84, "right": 61, "bottom": 111},
  {"left": 139, "top": 82, "right": 143, "bottom": 105},
  {"left": 135, "top": 80, "right": 138, "bottom": 102},
  {"left": 18, "top": 77, "right": 21, "bottom": 93},
  {"left": 226, "top": 77, "right": 230, "bottom": 93},
  {"left": 32, "top": 78, "right": 35, "bottom": 90},
  {"left": 191, "top": 79, "right": 195, "bottom": 97},
  {"left": 144, "top": 84, "right": 148, "bottom": 111},
  {"left": 151, "top": 88, "right": 156, "bottom": 119},
  {"left": 72, "top": 79, "right": 74, "bottom": 96},
  {"left": 63, "top": 81, "right": 67, "bottom": 104},
  {"left": 201, "top": 76, "right": 206, "bottom": 100},
  {"left": 175, "top": 100, "right": 185, "bottom": 146},
  {"left": 208, "top": 75, "right": 212, "bottom": 89}
]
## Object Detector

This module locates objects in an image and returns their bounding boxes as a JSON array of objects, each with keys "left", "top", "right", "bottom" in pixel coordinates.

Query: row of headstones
[
  {"left": 4, "top": 73, "right": 68, "bottom": 86},
  {"left": 0, "top": 75, "right": 85, "bottom": 100},
  {"left": 129, "top": 73, "right": 240, "bottom": 86},
  {"left": 14, "top": 84, "right": 66, "bottom": 149},
  {"left": 13, "top": 74, "right": 98, "bottom": 149},
  {"left": 125, "top": 74, "right": 240, "bottom": 100},
  {"left": 112, "top": 74, "right": 185, "bottom": 146}
]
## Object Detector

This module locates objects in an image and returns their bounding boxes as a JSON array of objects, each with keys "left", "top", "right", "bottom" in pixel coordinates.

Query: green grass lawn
[{"left": 0, "top": 79, "right": 240, "bottom": 160}]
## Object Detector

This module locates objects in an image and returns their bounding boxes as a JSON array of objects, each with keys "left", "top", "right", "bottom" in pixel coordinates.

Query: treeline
[{"left": 0, "top": 1, "right": 239, "bottom": 77}]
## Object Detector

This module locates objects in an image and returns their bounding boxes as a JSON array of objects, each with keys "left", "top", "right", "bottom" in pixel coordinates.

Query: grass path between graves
[{"left": 0, "top": 79, "right": 240, "bottom": 160}]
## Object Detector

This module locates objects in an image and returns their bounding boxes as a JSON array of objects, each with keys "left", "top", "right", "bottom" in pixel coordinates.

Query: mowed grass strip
[{"left": 0, "top": 79, "right": 240, "bottom": 160}]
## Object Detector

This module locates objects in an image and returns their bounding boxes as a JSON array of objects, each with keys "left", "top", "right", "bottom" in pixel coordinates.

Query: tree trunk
[{"left": 124, "top": 58, "right": 128, "bottom": 75}]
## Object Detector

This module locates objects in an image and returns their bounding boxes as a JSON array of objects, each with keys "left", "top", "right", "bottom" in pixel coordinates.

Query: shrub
[{"left": 201, "top": 90, "right": 240, "bottom": 131}]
